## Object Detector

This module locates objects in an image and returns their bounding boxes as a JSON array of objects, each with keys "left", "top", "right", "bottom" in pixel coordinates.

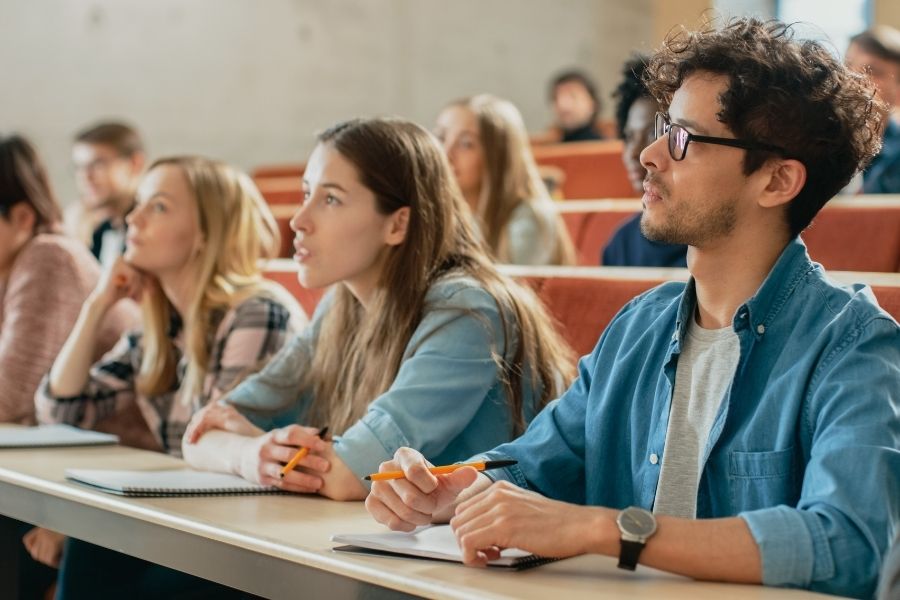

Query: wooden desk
[{"left": 0, "top": 444, "right": 839, "bottom": 599}]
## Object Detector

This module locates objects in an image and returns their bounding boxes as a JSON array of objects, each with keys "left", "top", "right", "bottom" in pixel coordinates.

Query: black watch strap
[{"left": 617, "top": 539, "right": 645, "bottom": 571}]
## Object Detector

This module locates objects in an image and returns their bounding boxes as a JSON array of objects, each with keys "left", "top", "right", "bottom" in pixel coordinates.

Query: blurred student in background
[
  {"left": 0, "top": 134, "right": 138, "bottom": 426},
  {"left": 845, "top": 26, "right": 900, "bottom": 193},
  {"left": 0, "top": 133, "right": 141, "bottom": 600},
  {"left": 434, "top": 94, "right": 575, "bottom": 265},
  {"left": 544, "top": 69, "right": 606, "bottom": 142},
  {"left": 602, "top": 56, "right": 688, "bottom": 267},
  {"left": 70, "top": 121, "right": 146, "bottom": 267}
]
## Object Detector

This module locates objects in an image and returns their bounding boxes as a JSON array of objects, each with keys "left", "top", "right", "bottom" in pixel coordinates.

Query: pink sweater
[{"left": 0, "top": 234, "right": 139, "bottom": 428}]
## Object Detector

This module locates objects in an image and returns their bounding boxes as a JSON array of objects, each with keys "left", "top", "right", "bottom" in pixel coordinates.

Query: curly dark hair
[
  {"left": 645, "top": 18, "right": 886, "bottom": 237},
  {"left": 613, "top": 54, "right": 651, "bottom": 138}
]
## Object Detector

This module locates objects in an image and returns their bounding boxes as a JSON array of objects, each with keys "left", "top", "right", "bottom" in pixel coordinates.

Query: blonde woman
[
  {"left": 434, "top": 94, "right": 575, "bottom": 265},
  {"left": 182, "top": 118, "right": 575, "bottom": 503},
  {"left": 40, "top": 156, "right": 306, "bottom": 599},
  {"left": 37, "top": 156, "right": 305, "bottom": 452}
]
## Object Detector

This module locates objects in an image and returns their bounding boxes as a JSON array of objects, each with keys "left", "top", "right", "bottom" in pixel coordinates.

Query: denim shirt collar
[{"left": 671, "top": 237, "right": 815, "bottom": 350}]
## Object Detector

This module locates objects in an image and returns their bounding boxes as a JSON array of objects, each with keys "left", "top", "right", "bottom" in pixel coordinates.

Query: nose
[
  {"left": 640, "top": 134, "right": 668, "bottom": 173},
  {"left": 125, "top": 203, "right": 144, "bottom": 227},
  {"left": 442, "top": 141, "right": 456, "bottom": 165},
  {"left": 289, "top": 200, "right": 312, "bottom": 235}
]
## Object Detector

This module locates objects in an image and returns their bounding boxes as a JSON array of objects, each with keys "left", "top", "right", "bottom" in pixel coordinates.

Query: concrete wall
[
  {"left": 0, "top": 0, "right": 652, "bottom": 205},
  {"left": 2, "top": 0, "right": 885, "bottom": 206}
]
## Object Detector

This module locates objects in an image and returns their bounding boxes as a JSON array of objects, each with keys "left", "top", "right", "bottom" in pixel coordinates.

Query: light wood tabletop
[{"left": 0, "top": 441, "right": 842, "bottom": 599}]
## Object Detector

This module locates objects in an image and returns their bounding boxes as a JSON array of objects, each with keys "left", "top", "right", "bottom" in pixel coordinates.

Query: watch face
[{"left": 618, "top": 507, "right": 656, "bottom": 537}]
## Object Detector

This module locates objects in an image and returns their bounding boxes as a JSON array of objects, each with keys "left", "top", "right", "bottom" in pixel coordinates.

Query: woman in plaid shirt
[{"left": 36, "top": 156, "right": 305, "bottom": 455}]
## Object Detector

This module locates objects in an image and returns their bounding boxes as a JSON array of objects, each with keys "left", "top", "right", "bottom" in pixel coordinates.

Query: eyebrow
[
  {"left": 672, "top": 117, "right": 710, "bottom": 136},
  {"left": 138, "top": 192, "right": 173, "bottom": 203}
]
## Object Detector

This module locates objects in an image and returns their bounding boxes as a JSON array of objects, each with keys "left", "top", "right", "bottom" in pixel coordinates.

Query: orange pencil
[
  {"left": 364, "top": 459, "right": 517, "bottom": 481},
  {"left": 279, "top": 426, "right": 328, "bottom": 479}
]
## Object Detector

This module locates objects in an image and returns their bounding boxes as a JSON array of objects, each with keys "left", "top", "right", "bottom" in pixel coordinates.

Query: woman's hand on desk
[
  {"left": 184, "top": 402, "right": 264, "bottom": 443},
  {"left": 22, "top": 527, "right": 66, "bottom": 568},
  {"left": 244, "top": 425, "right": 330, "bottom": 493},
  {"left": 313, "top": 442, "right": 367, "bottom": 501},
  {"left": 365, "top": 447, "right": 488, "bottom": 531}
]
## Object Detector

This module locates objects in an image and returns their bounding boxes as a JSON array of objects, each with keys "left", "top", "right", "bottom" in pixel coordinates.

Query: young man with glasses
[
  {"left": 70, "top": 122, "right": 146, "bottom": 268},
  {"left": 364, "top": 18, "right": 899, "bottom": 599}
]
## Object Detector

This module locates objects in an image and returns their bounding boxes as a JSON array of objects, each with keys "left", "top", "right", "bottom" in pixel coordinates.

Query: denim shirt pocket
[{"left": 729, "top": 447, "right": 799, "bottom": 512}]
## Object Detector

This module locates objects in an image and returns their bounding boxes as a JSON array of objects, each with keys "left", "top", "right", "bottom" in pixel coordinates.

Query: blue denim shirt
[
  {"left": 225, "top": 275, "right": 540, "bottom": 485},
  {"left": 482, "top": 238, "right": 900, "bottom": 599}
]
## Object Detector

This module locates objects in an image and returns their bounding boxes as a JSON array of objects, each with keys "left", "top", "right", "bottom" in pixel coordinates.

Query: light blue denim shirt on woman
[
  {"left": 480, "top": 238, "right": 899, "bottom": 599},
  {"left": 224, "top": 275, "right": 540, "bottom": 486}
]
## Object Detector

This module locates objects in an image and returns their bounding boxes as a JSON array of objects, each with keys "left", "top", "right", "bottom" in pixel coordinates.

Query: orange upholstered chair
[
  {"left": 255, "top": 176, "right": 303, "bottom": 205},
  {"left": 252, "top": 163, "right": 305, "bottom": 179},
  {"left": 801, "top": 197, "right": 900, "bottom": 272},
  {"left": 557, "top": 200, "right": 642, "bottom": 266},
  {"left": 531, "top": 141, "right": 636, "bottom": 200},
  {"left": 555, "top": 196, "right": 900, "bottom": 272},
  {"left": 261, "top": 262, "right": 899, "bottom": 362}
]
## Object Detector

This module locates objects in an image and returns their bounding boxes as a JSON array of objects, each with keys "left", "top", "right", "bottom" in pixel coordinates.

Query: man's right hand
[{"left": 365, "top": 447, "right": 480, "bottom": 531}]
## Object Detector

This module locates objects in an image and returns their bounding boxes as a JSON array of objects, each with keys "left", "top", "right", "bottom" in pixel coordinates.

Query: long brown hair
[
  {"left": 305, "top": 118, "right": 575, "bottom": 436},
  {"left": 446, "top": 95, "right": 575, "bottom": 265},
  {"left": 136, "top": 156, "right": 301, "bottom": 404},
  {"left": 0, "top": 134, "right": 63, "bottom": 234}
]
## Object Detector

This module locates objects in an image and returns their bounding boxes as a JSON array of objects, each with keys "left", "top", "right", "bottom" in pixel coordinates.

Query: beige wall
[
  {"left": 874, "top": 0, "right": 900, "bottom": 28},
  {"left": 652, "top": 0, "right": 714, "bottom": 46},
  {"left": 0, "top": 0, "right": 653, "bottom": 206}
]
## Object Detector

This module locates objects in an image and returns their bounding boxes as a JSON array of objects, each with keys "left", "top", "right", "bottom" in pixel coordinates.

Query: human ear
[
  {"left": 385, "top": 206, "right": 410, "bottom": 246},
  {"left": 759, "top": 159, "right": 806, "bottom": 209},
  {"left": 8, "top": 203, "right": 36, "bottom": 235}
]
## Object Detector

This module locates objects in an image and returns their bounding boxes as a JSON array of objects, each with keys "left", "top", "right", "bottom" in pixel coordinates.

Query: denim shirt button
[
  {"left": 649, "top": 453, "right": 659, "bottom": 465},
  {"left": 757, "top": 324, "right": 766, "bottom": 335}
]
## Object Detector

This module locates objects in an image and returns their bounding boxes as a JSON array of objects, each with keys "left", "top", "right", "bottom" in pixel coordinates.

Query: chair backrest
[
  {"left": 557, "top": 200, "right": 642, "bottom": 265},
  {"left": 556, "top": 196, "right": 900, "bottom": 272},
  {"left": 262, "top": 261, "right": 900, "bottom": 360},
  {"left": 255, "top": 176, "right": 304, "bottom": 205},
  {"left": 532, "top": 140, "right": 636, "bottom": 200},
  {"left": 252, "top": 164, "right": 305, "bottom": 180},
  {"left": 802, "top": 196, "right": 900, "bottom": 272}
]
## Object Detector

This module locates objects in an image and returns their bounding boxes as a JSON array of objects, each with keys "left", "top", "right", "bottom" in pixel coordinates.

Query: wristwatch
[{"left": 616, "top": 506, "right": 657, "bottom": 571}]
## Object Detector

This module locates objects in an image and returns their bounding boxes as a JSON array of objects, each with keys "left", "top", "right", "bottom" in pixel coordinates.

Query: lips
[
  {"left": 642, "top": 182, "right": 663, "bottom": 205},
  {"left": 293, "top": 238, "right": 311, "bottom": 262}
]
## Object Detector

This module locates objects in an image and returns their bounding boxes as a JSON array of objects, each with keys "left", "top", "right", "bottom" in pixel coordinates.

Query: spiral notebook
[
  {"left": 0, "top": 424, "right": 118, "bottom": 448},
  {"left": 331, "top": 525, "right": 556, "bottom": 570},
  {"left": 65, "top": 468, "right": 284, "bottom": 497}
]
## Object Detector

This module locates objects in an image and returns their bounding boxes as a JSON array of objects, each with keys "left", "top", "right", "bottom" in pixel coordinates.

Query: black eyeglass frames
[{"left": 653, "top": 112, "right": 786, "bottom": 161}]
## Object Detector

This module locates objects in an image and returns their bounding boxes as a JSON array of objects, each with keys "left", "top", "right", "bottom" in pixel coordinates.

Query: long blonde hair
[
  {"left": 305, "top": 118, "right": 575, "bottom": 436},
  {"left": 136, "top": 156, "right": 298, "bottom": 404},
  {"left": 448, "top": 95, "right": 575, "bottom": 265}
]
